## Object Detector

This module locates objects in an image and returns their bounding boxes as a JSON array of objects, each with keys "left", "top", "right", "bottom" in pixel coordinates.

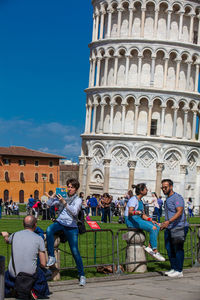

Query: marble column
[
  {"left": 125, "top": 55, "right": 130, "bottom": 85},
  {"left": 147, "top": 105, "right": 153, "bottom": 136},
  {"left": 155, "top": 163, "right": 164, "bottom": 197},
  {"left": 160, "top": 106, "right": 166, "bottom": 137},
  {"left": 198, "top": 16, "right": 200, "bottom": 45},
  {"left": 195, "top": 166, "right": 200, "bottom": 213},
  {"left": 128, "top": 160, "right": 137, "bottom": 190},
  {"left": 99, "top": 103, "right": 105, "bottom": 133},
  {"left": 92, "top": 104, "right": 97, "bottom": 134},
  {"left": 88, "top": 104, "right": 92, "bottom": 133},
  {"left": 121, "top": 104, "right": 126, "bottom": 134},
  {"left": 166, "top": 10, "right": 172, "bottom": 39},
  {"left": 84, "top": 104, "right": 89, "bottom": 133},
  {"left": 198, "top": 116, "right": 200, "bottom": 142},
  {"left": 89, "top": 58, "right": 92, "bottom": 87},
  {"left": 86, "top": 157, "right": 93, "bottom": 197},
  {"left": 195, "top": 64, "right": 199, "bottom": 92},
  {"left": 103, "top": 56, "right": 109, "bottom": 86},
  {"left": 140, "top": 8, "right": 146, "bottom": 38},
  {"left": 178, "top": 12, "right": 184, "bottom": 41},
  {"left": 189, "top": 15, "right": 194, "bottom": 43},
  {"left": 114, "top": 56, "right": 119, "bottom": 85},
  {"left": 179, "top": 165, "right": 187, "bottom": 200},
  {"left": 91, "top": 58, "right": 96, "bottom": 87},
  {"left": 92, "top": 13, "right": 96, "bottom": 42},
  {"left": 153, "top": 8, "right": 159, "bottom": 38},
  {"left": 186, "top": 61, "right": 192, "bottom": 91},
  {"left": 175, "top": 59, "right": 181, "bottom": 89},
  {"left": 78, "top": 156, "right": 85, "bottom": 193},
  {"left": 150, "top": 56, "right": 156, "bottom": 86},
  {"left": 128, "top": 8, "right": 134, "bottom": 37},
  {"left": 103, "top": 158, "right": 111, "bottom": 193},
  {"left": 107, "top": 8, "right": 113, "bottom": 38},
  {"left": 96, "top": 57, "right": 101, "bottom": 86},
  {"left": 134, "top": 104, "right": 139, "bottom": 135},
  {"left": 163, "top": 58, "right": 169, "bottom": 88},
  {"left": 192, "top": 110, "right": 197, "bottom": 140},
  {"left": 183, "top": 109, "right": 188, "bottom": 139},
  {"left": 117, "top": 8, "right": 123, "bottom": 37},
  {"left": 99, "top": 8, "right": 106, "bottom": 39},
  {"left": 172, "top": 107, "right": 178, "bottom": 137},
  {"left": 109, "top": 104, "right": 115, "bottom": 133},
  {"left": 137, "top": 55, "right": 142, "bottom": 86},
  {"left": 95, "top": 13, "right": 100, "bottom": 41}
]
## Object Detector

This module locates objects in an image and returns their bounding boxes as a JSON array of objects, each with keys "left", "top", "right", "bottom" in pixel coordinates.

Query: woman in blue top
[{"left": 124, "top": 183, "right": 165, "bottom": 262}]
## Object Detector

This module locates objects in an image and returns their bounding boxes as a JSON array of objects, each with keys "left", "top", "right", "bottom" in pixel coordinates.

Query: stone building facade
[{"left": 80, "top": 0, "right": 200, "bottom": 210}]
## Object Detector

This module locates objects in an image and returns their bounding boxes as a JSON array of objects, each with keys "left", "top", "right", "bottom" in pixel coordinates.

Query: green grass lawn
[{"left": 0, "top": 215, "right": 199, "bottom": 280}]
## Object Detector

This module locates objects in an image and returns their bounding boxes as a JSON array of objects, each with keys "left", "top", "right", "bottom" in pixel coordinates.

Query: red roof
[{"left": 0, "top": 146, "right": 65, "bottom": 159}]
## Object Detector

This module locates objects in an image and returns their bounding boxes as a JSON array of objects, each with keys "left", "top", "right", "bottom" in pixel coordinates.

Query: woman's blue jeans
[
  {"left": 164, "top": 227, "right": 188, "bottom": 272},
  {"left": 125, "top": 216, "right": 160, "bottom": 249},
  {"left": 46, "top": 222, "right": 84, "bottom": 276}
]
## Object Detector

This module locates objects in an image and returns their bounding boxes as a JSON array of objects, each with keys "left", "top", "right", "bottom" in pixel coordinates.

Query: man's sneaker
[
  {"left": 31, "top": 289, "right": 38, "bottom": 300},
  {"left": 168, "top": 271, "right": 183, "bottom": 278},
  {"left": 79, "top": 275, "right": 86, "bottom": 286},
  {"left": 144, "top": 246, "right": 153, "bottom": 254},
  {"left": 152, "top": 252, "right": 165, "bottom": 262},
  {"left": 165, "top": 269, "right": 175, "bottom": 276},
  {"left": 46, "top": 256, "right": 56, "bottom": 267}
]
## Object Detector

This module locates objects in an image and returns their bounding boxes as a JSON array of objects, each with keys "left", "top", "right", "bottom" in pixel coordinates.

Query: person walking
[
  {"left": 88, "top": 195, "right": 98, "bottom": 216},
  {"left": 102, "top": 193, "right": 112, "bottom": 223},
  {"left": 161, "top": 179, "right": 189, "bottom": 278},
  {"left": 28, "top": 195, "right": 35, "bottom": 215},
  {"left": 124, "top": 183, "right": 165, "bottom": 262},
  {"left": 150, "top": 192, "right": 160, "bottom": 222},
  {"left": 187, "top": 197, "right": 194, "bottom": 218},
  {"left": 45, "top": 178, "right": 86, "bottom": 286}
]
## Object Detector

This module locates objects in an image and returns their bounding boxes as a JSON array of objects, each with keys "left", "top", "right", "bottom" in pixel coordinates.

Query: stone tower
[{"left": 80, "top": 0, "right": 200, "bottom": 210}]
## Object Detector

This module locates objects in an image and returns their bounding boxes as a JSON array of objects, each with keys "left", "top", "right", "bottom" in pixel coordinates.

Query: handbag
[
  {"left": 11, "top": 234, "right": 37, "bottom": 299},
  {"left": 165, "top": 202, "right": 186, "bottom": 242},
  {"left": 77, "top": 208, "right": 86, "bottom": 234}
]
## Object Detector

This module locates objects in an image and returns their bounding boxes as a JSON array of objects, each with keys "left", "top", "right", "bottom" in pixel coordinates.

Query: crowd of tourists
[{"left": 0, "top": 177, "right": 192, "bottom": 299}]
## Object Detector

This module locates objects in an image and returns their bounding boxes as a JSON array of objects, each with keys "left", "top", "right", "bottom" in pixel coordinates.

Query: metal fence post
[{"left": 0, "top": 256, "right": 5, "bottom": 300}]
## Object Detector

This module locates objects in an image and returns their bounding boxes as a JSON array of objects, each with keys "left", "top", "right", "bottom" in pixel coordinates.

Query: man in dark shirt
[
  {"left": 28, "top": 195, "right": 35, "bottom": 215},
  {"left": 88, "top": 195, "right": 98, "bottom": 216}
]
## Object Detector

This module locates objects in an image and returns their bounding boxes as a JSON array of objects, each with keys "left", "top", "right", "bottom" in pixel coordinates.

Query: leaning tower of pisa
[{"left": 79, "top": 0, "right": 200, "bottom": 209}]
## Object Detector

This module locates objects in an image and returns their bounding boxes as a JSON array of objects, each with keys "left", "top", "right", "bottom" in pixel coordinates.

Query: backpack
[{"left": 77, "top": 209, "right": 86, "bottom": 234}]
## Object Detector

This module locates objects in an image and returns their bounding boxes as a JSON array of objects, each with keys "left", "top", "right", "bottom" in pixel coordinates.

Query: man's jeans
[
  {"left": 46, "top": 222, "right": 84, "bottom": 276},
  {"left": 164, "top": 226, "right": 188, "bottom": 272},
  {"left": 91, "top": 207, "right": 96, "bottom": 216}
]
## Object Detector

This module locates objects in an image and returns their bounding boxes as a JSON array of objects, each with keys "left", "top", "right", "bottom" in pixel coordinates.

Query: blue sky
[{"left": 0, "top": 0, "right": 93, "bottom": 161}]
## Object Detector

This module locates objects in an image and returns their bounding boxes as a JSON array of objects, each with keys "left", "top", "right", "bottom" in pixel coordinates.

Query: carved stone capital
[
  {"left": 156, "top": 163, "right": 164, "bottom": 172},
  {"left": 78, "top": 156, "right": 85, "bottom": 165},
  {"left": 128, "top": 160, "right": 137, "bottom": 169},
  {"left": 180, "top": 164, "right": 187, "bottom": 175},
  {"left": 103, "top": 158, "right": 111, "bottom": 166}
]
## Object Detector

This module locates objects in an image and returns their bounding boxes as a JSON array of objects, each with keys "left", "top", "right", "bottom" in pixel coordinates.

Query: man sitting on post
[{"left": 2, "top": 215, "right": 50, "bottom": 299}]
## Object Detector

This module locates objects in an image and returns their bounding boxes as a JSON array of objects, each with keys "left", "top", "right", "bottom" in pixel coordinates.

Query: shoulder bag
[
  {"left": 11, "top": 234, "right": 37, "bottom": 299},
  {"left": 165, "top": 202, "right": 186, "bottom": 243}
]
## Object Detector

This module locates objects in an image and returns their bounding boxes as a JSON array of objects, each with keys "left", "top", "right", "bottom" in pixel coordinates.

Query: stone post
[
  {"left": 163, "top": 58, "right": 169, "bottom": 88},
  {"left": 128, "top": 7, "right": 134, "bottom": 37},
  {"left": 166, "top": 10, "right": 172, "bottom": 39},
  {"left": 189, "top": 15, "right": 194, "bottom": 43},
  {"left": 183, "top": 109, "right": 188, "bottom": 139},
  {"left": 153, "top": 8, "right": 159, "bottom": 38},
  {"left": 103, "top": 158, "right": 111, "bottom": 193},
  {"left": 195, "top": 64, "right": 200, "bottom": 92},
  {"left": 140, "top": 8, "right": 146, "bottom": 38},
  {"left": 155, "top": 163, "right": 164, "bottom": 196},
  {"left": 122, "top": 230, "right": 147, "bottom": 273},
  {"left": 192, "top": 110, "right": 197, "bottom": 140},
  {"left": 128, "top": 160, "right": 136, "bottom": 190},
  {"left": 175, "top": 59, "right": 181, "bottom": 89}
]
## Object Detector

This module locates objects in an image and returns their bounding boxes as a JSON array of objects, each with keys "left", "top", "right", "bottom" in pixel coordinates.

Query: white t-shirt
[{"left": 124, "top": 196, "right": 138, "bottom": 217}]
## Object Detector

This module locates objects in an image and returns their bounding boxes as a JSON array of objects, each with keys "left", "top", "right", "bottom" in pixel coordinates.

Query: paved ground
[{"left": 46, "top": 268, "right": 200, "bottom": 300}]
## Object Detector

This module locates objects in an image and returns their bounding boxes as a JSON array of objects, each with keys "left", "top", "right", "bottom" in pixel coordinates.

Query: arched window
[
  {"left": 20, "top": 172, "right": 25, "bottom": 182},
  {"left": 35, "top": 173, "right": 38, "bottom": 183},
  {"left": 34, "top": 190, "right": 39, "bottom": 200},
  {"left": 4, "top": 190, "right": 9, "bottom": 202},
  {"left": 5, "top": 171, "right": 9, "bottom": 182},
  {"left": 49, "top": 173, "right": 54, "bottom": 183},
  {"left": 19, "top": 190, "right": 24, "bottom": 203}
]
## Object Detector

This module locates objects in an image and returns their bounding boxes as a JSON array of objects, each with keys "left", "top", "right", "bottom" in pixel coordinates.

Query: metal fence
[{"left": 1, "top": 225, "right": 200, "bottom": 277}]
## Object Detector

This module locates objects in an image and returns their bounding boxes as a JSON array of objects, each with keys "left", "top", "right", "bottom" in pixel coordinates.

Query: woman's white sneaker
[
  {"left": 153, "top": 252, "right": 165, "bottom": 262},
  {"left": 165, "top": 269, "right": 175, "bottom": 276},
  {"left": 46, "top": 256, "right": 56, "bottom": 267}
]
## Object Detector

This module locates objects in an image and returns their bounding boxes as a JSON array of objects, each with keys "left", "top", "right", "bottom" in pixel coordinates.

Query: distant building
[
  {"left": 0, "top": 146, "right": 64, "bottom": 203},
  {"left": 60, "top": 164, "right": 79, "bottom": 187}
]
